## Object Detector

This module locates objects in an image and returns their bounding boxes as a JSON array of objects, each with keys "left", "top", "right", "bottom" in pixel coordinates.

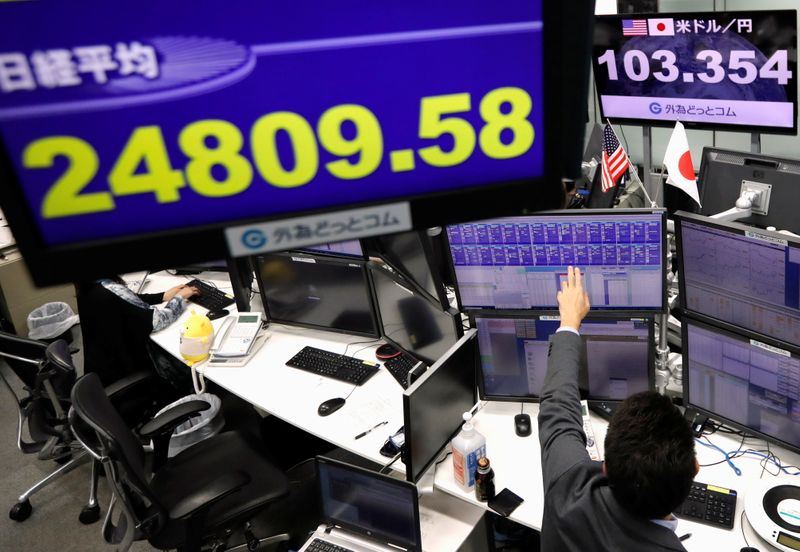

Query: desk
[
  {"left": 144, "top": 271, "right": 484, "bottom": 551},
  {"left": 434, "top": 400, "right": 800, "bottom": 551}
]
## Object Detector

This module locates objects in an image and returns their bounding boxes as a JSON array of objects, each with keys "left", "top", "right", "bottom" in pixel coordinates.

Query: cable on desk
[
  {"left": 740, "top": 510, "right": 749, "bottom": 548},
  {"left": 379, "top": 452, "right": 403, "bottom": 474},
  {"left": 695, "top": 437, "right": 742, "bottom": 476}
]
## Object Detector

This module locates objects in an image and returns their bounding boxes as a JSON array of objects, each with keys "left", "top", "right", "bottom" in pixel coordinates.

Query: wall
[{"left": 588, "top": 0, "right": 800, "bottom": 170}]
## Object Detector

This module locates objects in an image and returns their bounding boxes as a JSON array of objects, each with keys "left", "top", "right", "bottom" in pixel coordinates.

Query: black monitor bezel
[
  {"left": 297, "top": 239, "right": 367, "bottom": 261},
  {"left": 592, "top": 10, "right": 799, "bottom": 135},
  {"left": 366, "top": 261, "right": 463, "bottom": 366},
  {"left": 470, "top": 309, "right": 656, "bottom": 403},
  {"left": 364, "top": 230, "right": 450, "bottom": 310},
  {"left": 674, "top": 210, "right": 800, "bottom": 351},
  {"left": 681, "top": 314, "right": 800, "bottom": 455},
  {"left": 444, "top": 207, "right": 668, "bottom": 313},
  {"left": 254, "top": 251, "right": 380, "bottom": 338},
  {"left": 402, "top": 330, "right": 477, "bottom": 483},
  {"left": 0, "top": 0, "right": 595, "bottom": 287},
  {"left": 315, "top": 455, "right": 422, "bottom": 552}
]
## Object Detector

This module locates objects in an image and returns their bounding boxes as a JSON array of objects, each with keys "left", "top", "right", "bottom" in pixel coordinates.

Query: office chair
[
  {"left": 0, "top": 330, "right": 159, "bottom": 524},
  {"left": 70, "top": 372, "right": 291, "bottom": 552},
  {"left": 0, "top": 332, "right": 87, "bottom": 521}
]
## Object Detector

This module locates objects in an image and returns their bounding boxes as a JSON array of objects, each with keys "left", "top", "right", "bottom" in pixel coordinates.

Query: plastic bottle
[
  {"left": 451, "top": 412, "right": 486, "bottom": 490},
  {"left": 474, "top": 456, "right": 495, "bottom": 502}
]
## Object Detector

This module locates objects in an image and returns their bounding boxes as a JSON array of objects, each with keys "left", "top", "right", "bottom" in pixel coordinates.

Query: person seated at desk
[
  {"left": 75, "top": 277, "right": 198, "bottom": 391},
  {"left": 538, "top": 266, "right": 697, "bottom": 552}
]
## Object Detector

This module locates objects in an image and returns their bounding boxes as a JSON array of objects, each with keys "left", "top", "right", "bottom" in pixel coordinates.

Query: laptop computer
[{"left": 299, "top": 457, "right": 422, "bottom": 552}]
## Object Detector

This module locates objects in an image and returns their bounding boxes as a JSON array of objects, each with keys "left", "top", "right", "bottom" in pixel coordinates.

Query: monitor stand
[{"left": 588, "top": 400, "right": 620, "bottom": 421}]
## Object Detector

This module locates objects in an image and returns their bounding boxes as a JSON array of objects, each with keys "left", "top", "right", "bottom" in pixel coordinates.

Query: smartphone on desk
[{"left": 213, "top": 313, "right": 262, "bottom": 357}]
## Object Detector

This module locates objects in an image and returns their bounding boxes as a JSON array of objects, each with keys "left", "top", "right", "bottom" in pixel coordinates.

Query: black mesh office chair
[
  {"left": 0, "top": 332, "right": 87, "bottom": 521},
  {"left": 70, "top": 372, "right": 291, "bottom": 552}
]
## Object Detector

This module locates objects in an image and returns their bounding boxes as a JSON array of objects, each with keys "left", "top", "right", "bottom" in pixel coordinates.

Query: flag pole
[{"left": 606, "top": 119, "right": 659, "bottom": 208}]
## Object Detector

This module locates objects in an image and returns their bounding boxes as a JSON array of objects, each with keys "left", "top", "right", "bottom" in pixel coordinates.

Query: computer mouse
[
  {"left": 740, "top": 548, "right": 760, "bottom": 552},
  {"left": 375, "top": 344, "right": 401, "bottom": 360},
  {"left": 514, "top": 413, "right": 532, "bottom": 437},
  {"left": 207, "top": 309, "right": 229, "bottom": 320},
  {"left": 318, "top": 397, "right": 346, "bottom": 417}
]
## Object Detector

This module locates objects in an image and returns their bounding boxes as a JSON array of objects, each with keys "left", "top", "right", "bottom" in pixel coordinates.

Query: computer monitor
[
  {"left": 300, "top": 240, "right": 364, "bottom": 259},
  {"left": 683, "top": 317, "right": 800, "bottom": 454},
  {"left": 593, "top": 10, "right": 798, "bottom": 133},
  {"left": 473, "top": 312, "right": 653, "bottom": 403},
  {"left": 0, "top": 1, "right": 595, "bottom": 287},
  {"left": 368, "top": 262, "right": 462, "bottom": 366},
  {"left": 369, "top": 230, "right": 449, "bottom": 309},
  {"left": 403, "top": 330, "right": 477, "bottom": 483},
  {"left": 698, "top": 147, "right": 800, "bottom": 234},
  {"left": 254, "top": 252, "right": 378, "bottom": 338},
  {"left": 446, "top": 209, "right": 666, "bottom": 311},
  {"left": 675, "top": 212, "right": 800, "bottom": 349},
  {"left": 316, "top": 456, "right": 422, "bottom": 552}
]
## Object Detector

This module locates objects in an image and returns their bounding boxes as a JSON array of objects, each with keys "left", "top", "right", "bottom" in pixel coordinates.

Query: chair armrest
[
  {"left": 104, "top": 371, "right": 153, "bottom": 401},
  {"left": 139, "top": 400, "right": 210, "bottom": 439},
  {"left": 169, "top": 470, "right": 250, "bottom": 519}
]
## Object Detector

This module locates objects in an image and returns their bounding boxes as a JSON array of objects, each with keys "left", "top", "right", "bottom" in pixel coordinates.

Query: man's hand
[{"left": 557, "top": 266, "right": 590, "bottom": 330}]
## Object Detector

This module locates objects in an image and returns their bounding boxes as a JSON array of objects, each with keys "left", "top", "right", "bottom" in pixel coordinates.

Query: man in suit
[{"left": 538, "top": 266, "right": 697, "bottom": 551}]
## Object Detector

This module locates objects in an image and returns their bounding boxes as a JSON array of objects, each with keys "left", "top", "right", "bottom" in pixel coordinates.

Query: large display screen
[
  {"left": 474, "top": 313, "right": 652, "bottom": 401},
  {"left": 0, "top": 0, "right": 595, "bottom": 286},
  {"left": 446, "top": 209, "right": 665, "bottom": 310},
  {"left": 593, "top": 11, "right": 798, "bottom": 132},
  {"left": 684, "top": 318, "right": 800, "bottom": 453},
  {"left": 676, "top": 213, "right": 800, "bottom": 348}
]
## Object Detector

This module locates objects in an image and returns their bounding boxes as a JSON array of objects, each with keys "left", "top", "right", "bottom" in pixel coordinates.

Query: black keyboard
[
  {"left": 185, "top": 279, "right": 235, "bottom": 312},
  {"left": 306, "top": 538, "right": 354, "bottom": 552},
  {"left": 383, "top": 354, "right": 422, "bottom": 389},
  {"left": 286, "top": 346, "right": 379, "bottom": 386},
  {"left": 676, "top": 481, "right": 737, "bottom": 529}
]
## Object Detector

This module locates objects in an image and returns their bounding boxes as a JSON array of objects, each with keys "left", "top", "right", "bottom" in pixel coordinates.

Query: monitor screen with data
[
  {"left": 684, "top": 317, "right": 800, "bottom": 453},
  {"left": 446, "top": 210, "right": 665, "bottom": 310},
  {"left": 676, "top": 212, "right": 800, "bottom": 348},
  {"left": 255, "top": 252, "right": 378, "bottom": 337},
  {"left": 474, "top": 313, "right": 653, "bottom": 401}
]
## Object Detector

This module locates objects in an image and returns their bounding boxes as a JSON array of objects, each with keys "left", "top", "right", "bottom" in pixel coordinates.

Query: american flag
[
  {"left": 601, "top": 125, "right": 629, "bottom": 192},
  {"left": 622, "top": 19, "right": 648, "bottom": 36}
]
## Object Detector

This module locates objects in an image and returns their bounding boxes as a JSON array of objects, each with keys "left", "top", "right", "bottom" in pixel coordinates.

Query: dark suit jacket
[{"left": 537, "top": 331, "right": 686, "bottom": 552}]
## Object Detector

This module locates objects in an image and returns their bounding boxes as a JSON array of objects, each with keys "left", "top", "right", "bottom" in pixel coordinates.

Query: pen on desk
[
  {"left": 354, "top": 420, "right": 388, "bottom": 440},
  {"left": 679, "top": 533, "right": 691, "bottom": 542}
]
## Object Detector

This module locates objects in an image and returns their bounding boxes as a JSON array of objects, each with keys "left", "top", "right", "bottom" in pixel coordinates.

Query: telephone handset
[{"left": 212, "top": 313, "right": 262, "bottom": 357}]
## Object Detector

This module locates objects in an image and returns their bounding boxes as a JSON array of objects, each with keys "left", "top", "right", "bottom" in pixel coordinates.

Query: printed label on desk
[{"left": 225, "top": 202, "right": 412, "bottom": 257}]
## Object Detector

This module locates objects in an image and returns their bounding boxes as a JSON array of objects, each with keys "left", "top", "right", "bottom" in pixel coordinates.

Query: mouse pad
[{"left": 489, "top": 488, "right": 524, "bottom": 517}]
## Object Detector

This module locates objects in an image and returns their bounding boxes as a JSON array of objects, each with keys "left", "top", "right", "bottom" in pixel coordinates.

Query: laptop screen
[{"left": 318, "top": 457, "right": 421, "bottom": 551}]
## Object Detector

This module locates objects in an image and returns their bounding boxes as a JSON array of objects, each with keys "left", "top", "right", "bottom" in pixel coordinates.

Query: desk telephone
[{"left": 213, "top": 313, "right": 263, "bottom": 357}]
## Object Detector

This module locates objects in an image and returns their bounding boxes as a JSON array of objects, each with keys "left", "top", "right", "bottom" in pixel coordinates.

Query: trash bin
[
  {"left": 27, "top": 302, "right": 80, "bottom": 343},
  {"left": 155, "top": 393, "right": 224, "bottom": 457}
]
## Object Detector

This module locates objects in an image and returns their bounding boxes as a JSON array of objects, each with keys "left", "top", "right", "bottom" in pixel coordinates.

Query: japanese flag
[
  {"left": 648, "top": 18, "right": 675, "bottom": 36},
  {"left": 663, "top": 121, "right": 701, "bottom": 206}
]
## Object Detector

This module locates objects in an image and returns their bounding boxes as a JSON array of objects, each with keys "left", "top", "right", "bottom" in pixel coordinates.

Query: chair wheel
[
  {"left": 79, "top": 504, "right": 100, "bottom": 524},
  {"left": 9, "top": 500, "right": 32, "bottom": 521}
]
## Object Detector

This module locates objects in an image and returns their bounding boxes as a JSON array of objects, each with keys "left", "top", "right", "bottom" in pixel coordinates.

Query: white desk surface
[
  {"left": 145, "top": 270, "right": 800, "bottom": 551},
  {"left": 144, "top": 271, "right": 483, "bottom": 551},
  {"left": 434, "top": 400, "right": 800, "bottom": 551}
]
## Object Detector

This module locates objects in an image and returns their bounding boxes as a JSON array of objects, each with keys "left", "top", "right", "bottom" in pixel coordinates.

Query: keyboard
[
  {"left": 185, "top": 279, "right": 235, "bottom": 312},
  {"left": 675, "top": 481, "right": 737, "bottom": 529},
  {"left": 306, "top": 538, "right": 354, "bottom": 552},
  {"left": 383, "top": 354, "right": 422, "bottom": 389},
  {"left": 286, "top": 346, "right": 379, "bottom": 386}
]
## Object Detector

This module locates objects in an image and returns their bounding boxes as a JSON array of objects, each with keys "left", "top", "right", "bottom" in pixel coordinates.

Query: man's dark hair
[{"left": 604, "top": 391, "right": 696, "bottom": 519}]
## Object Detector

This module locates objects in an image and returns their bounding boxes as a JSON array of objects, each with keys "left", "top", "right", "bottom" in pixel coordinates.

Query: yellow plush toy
[{"left": 179, "top": 310, "right": 214, "bottom": 365}]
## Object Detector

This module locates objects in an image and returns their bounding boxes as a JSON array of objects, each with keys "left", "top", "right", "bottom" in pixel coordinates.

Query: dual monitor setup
[{"left": 675, "top": 212, "right": 800, "bottom": 455}]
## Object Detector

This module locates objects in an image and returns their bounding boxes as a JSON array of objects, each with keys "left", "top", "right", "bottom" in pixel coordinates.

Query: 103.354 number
[{"left": 22, "top": 86, "right": 535, "bottom": 220}]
